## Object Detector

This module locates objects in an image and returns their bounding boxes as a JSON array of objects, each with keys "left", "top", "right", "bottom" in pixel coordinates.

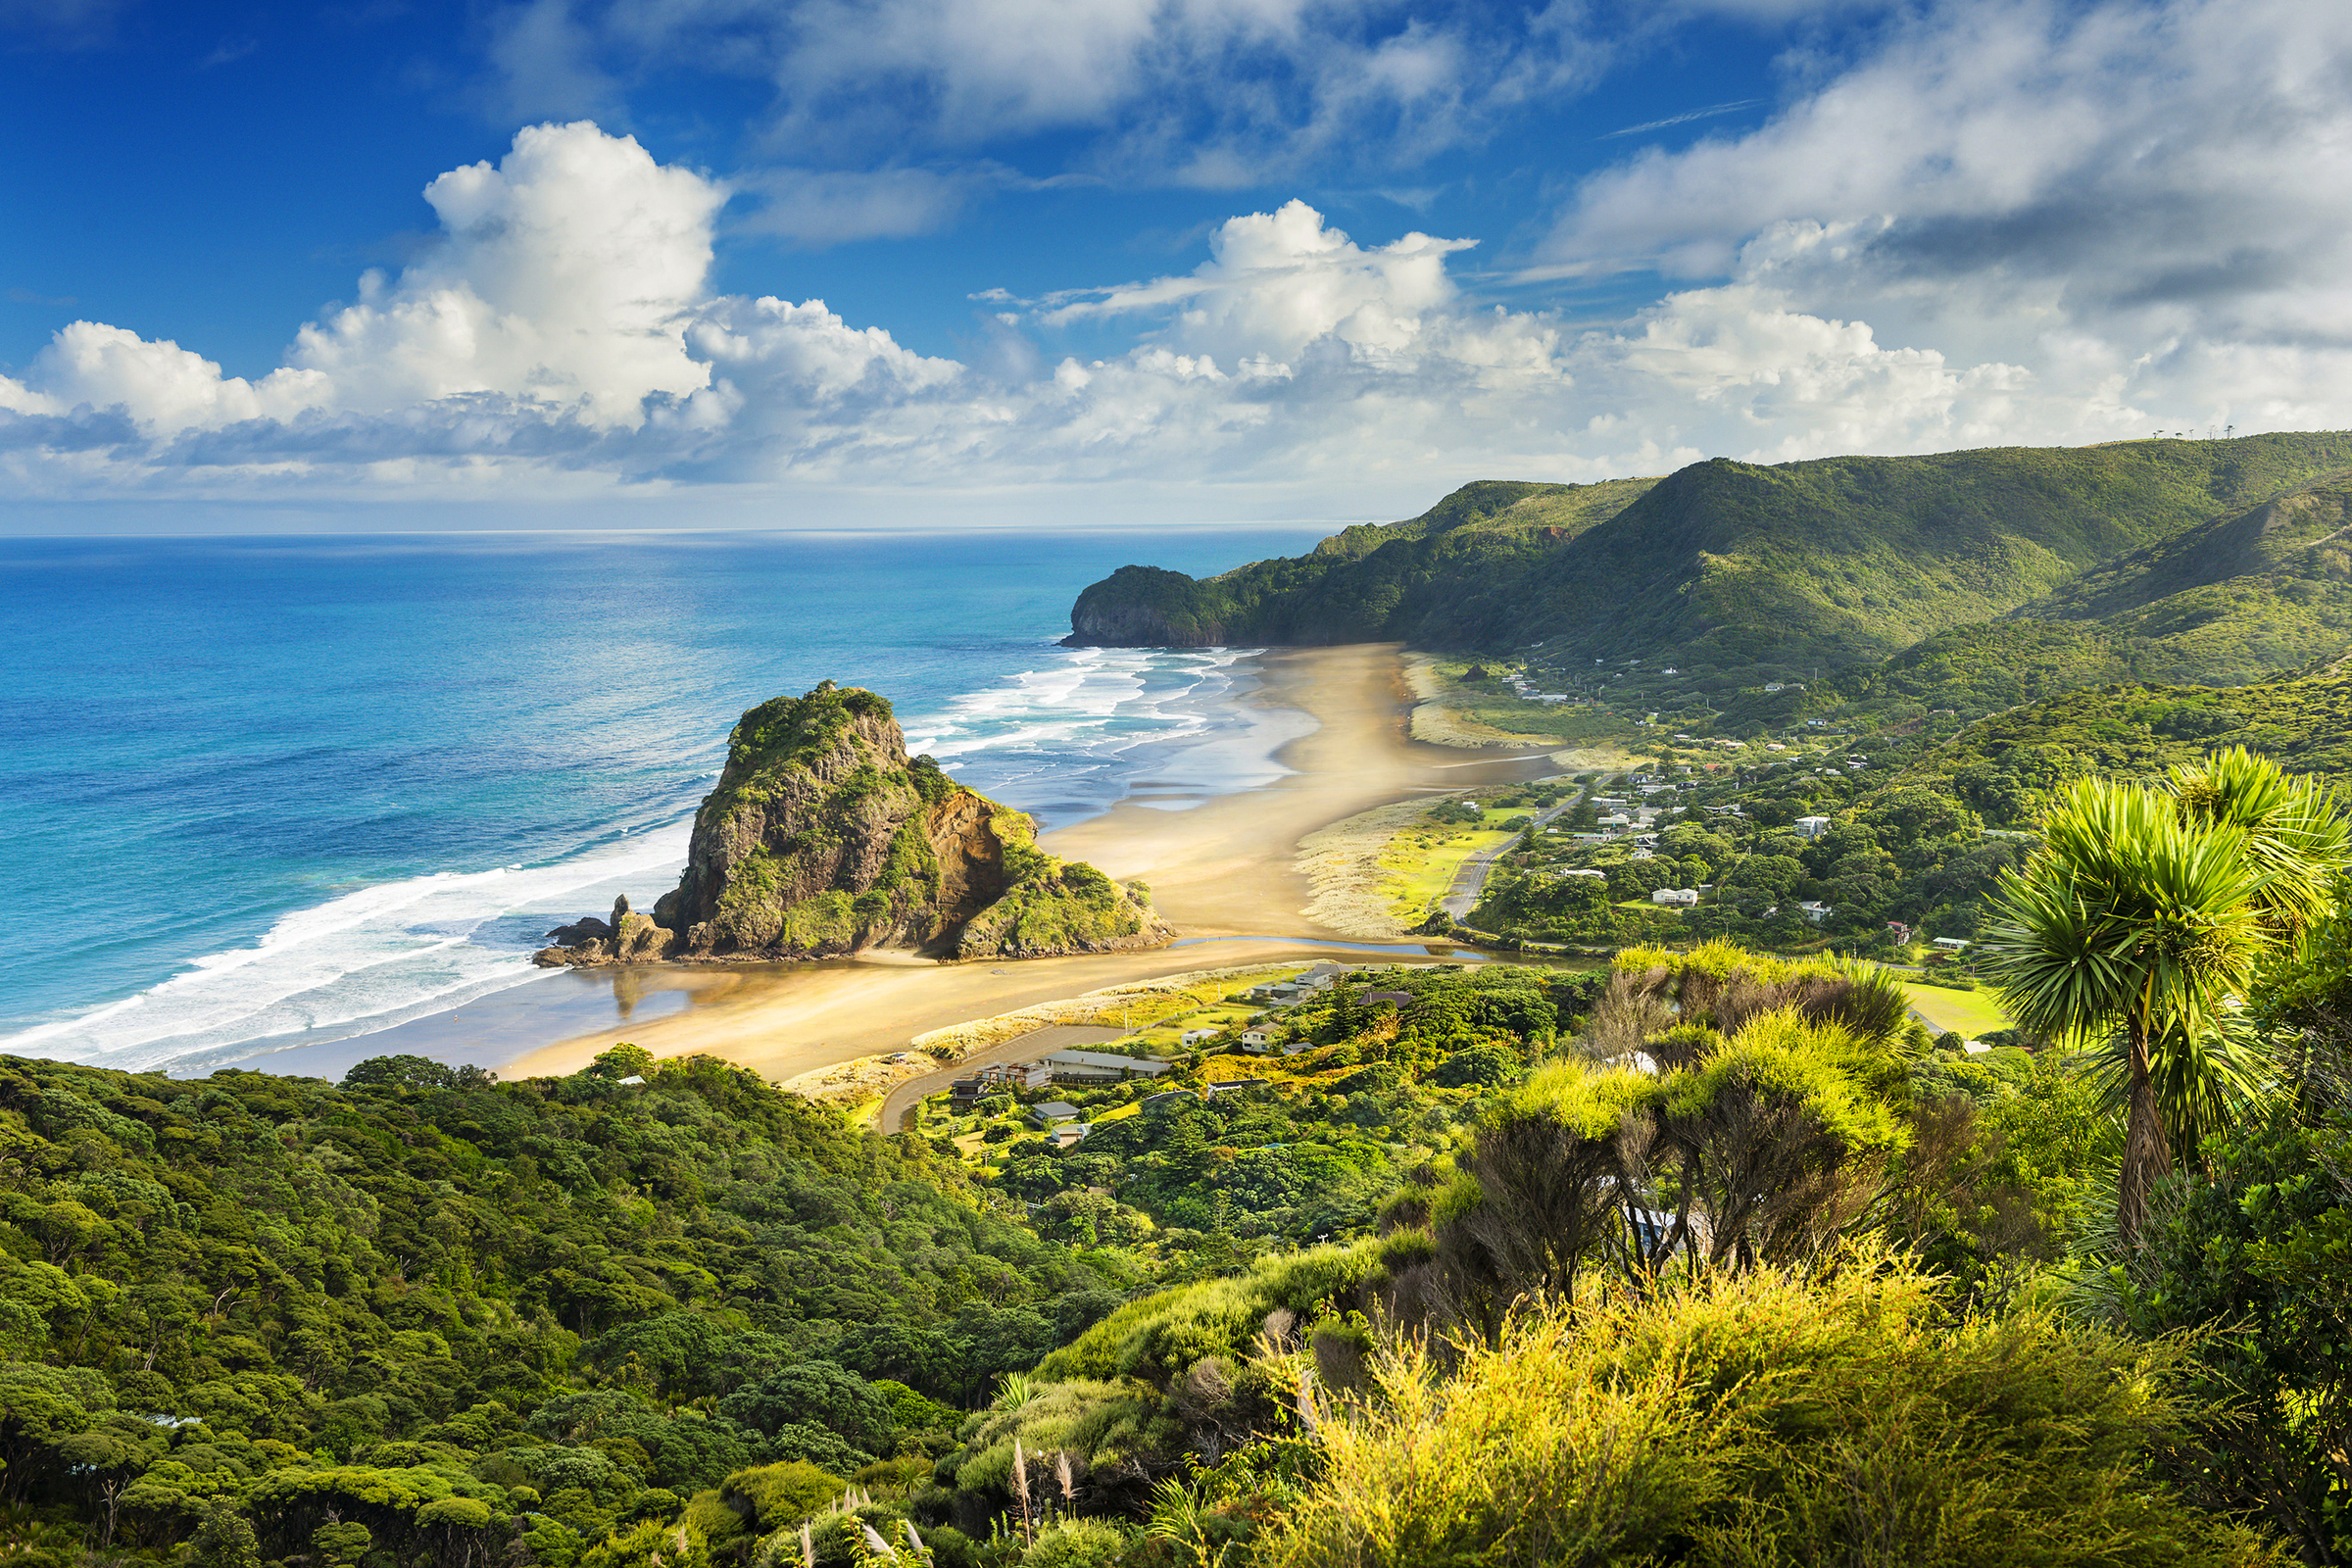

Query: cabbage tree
[{"left": 1984, "top": 753, "right": 2345, "bottom": 1244}]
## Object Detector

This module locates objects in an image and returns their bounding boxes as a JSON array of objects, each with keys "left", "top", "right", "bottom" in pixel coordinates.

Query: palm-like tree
[
  {"left": 1984, "top": 778, "right": 2264, "bottom": 1242},
  {"left": 1985, "top": 752, "right": 2346, "bottom": 1243},
  {"left": 2168, "top": 747, "right": 2346, "bottom": 948}
]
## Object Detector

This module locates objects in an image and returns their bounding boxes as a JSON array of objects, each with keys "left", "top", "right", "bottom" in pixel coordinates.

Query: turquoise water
[{"left": 0, "top": 528, "right": 1324, "bottom": 1072}]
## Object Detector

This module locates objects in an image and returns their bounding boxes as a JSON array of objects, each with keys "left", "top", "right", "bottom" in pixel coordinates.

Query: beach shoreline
[{"left": 485, "top": 643, "right": 1547, "bottom": 1083}]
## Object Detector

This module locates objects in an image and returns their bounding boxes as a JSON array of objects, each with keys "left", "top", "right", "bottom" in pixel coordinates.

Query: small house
[
  {"left": 1794, "top": 815, "right": 1833, "bottom": 839},
  {"left": 1027, "top": 1102, "right": 1082, "bottom": 1127},
  {"left": 1180, "top": 1028, "right": 1220, "bottom": 1047},
  {"left": 1798, "top": 901, "right": 1833, "bottom": 923},
  {"left": 1932, "top": 937, "right": 1972, "bottom": 953},
  {"left": 1650, "top": 888, "right": 1699, "bottom": 907},
  {"left": 1239, "top": 1028, "right": 1275, "bottom": 1052},
  {"left": 1047, "top": 1050, "right": 1173, "bottom": 1083}
]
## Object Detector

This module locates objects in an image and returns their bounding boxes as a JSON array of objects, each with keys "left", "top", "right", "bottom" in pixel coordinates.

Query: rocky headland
[{"left": 534, "top": 681, "right": 1172, "bottom": 967}]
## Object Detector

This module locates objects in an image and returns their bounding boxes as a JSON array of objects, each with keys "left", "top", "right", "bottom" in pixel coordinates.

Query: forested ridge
[
  {"left": 1065, "top": 433, "right": 2352, "bottom": 691},
  {"left": 0, "top": 1046, "right": 1126, "bottom": 1568}
]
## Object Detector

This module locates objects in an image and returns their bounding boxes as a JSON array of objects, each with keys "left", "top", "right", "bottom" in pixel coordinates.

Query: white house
[
  {"left": 1798, "top": 901, "right": 1833, "bottom": 923},
  {"left": 1794, "top": 815, "right": 1833, "bottom": 839},
  {"left": 1933, "top": 937, "right": 1972, "bottom": 953},
  {"left": 1180, "top": 1028, "right": 1219, "bottom": 1046},
  {"left": 1239, "top": 1028, "right": 1275, "bottom": 1053},
  {"left": 1651, "top": 888, "right": 1699, "bottom": 906}
]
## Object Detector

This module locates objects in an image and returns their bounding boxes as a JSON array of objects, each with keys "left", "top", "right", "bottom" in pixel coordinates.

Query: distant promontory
[{"left": 535, "top": 681, "right": 1170, "bottom": 966}]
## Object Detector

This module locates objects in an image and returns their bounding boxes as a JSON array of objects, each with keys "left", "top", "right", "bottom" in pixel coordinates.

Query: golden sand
[{"left": 499, "top": 644, "right": 1541, "bottom": 1084}]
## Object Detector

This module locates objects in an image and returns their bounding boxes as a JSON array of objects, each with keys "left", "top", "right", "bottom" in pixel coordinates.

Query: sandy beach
[{"left": 496, "top": 643, "right": 1544, "bottom": 1083}]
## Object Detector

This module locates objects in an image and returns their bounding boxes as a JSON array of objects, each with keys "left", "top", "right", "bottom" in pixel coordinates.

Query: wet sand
[{"left": 497, "top": 644, "right": 1543, "bottom": 1083}]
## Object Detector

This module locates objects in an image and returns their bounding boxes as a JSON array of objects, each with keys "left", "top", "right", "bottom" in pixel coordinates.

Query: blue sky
[{"left": 4, "top": 0, "right": 2348, "bottom": 529}]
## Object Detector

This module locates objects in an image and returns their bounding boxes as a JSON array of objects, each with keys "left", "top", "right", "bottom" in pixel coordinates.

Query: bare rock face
[{"left": 535, "top": 681, "right": 1171, "bottom": 966}]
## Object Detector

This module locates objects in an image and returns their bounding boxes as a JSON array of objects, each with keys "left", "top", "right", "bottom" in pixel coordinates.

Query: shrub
[
  {"left": 1254, "top": 1259, "right": 2281, "bottom": 1567},
  {"left": 718, "top": 1462, "right": 846, "bottom": 1531},
  {"left": 1018, "top": 1518, "right": 1130, "bottom": 1568}
]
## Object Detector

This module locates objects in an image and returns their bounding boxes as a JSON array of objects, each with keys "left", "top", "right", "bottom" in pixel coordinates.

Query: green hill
[
  {"left": 1805, "top": 473, "right": 2352, "bottom": 741},
  {"left": 1875, "top": 653, "right": 2352, "bottom": 827},
  {"left": 1067, "top": 434, "right": 2352, "bottom": 688},
  {"left": 1064, "top": 476, "right": 1658, "bottom": 647}
]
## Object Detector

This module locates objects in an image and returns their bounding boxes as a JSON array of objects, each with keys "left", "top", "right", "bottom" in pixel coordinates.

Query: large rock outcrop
[{"left": 534, "top": 681, "right": 1172, "bottom": 966}]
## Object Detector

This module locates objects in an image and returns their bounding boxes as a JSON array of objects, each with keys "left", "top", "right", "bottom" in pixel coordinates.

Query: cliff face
[
  {"left": 534, "top": 682, "right": 1171, "bottom": 966},
  {"left": 1063, "top": 564, "right": 1246, "bottom": 647}
]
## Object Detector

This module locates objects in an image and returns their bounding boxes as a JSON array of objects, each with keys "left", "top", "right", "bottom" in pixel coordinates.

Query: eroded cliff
[{"left": 534, "top": 681, "right": 1171, "bottom": 966}]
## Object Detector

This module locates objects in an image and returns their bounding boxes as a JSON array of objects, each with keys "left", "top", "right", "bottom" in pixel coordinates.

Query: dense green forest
[
  {"left": 12, "top": 838, "right": 2352, "bottom": 1566},
  {"left": 0, "top": 1047, "right": 1131, "bottom": 1568}
]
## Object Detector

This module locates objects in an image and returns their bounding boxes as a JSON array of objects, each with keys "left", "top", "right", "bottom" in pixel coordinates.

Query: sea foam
[
  {"left": 7, "top": 643, "right": 1300, "bottom": 1076},
  {"left": 2, "top": 825, "right": 693, "bottom": 1073}
]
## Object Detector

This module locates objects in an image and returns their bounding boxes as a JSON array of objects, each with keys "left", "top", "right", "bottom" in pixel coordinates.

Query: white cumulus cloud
[
  {"left": 287, "top": 122, "right": 727, "bottom": 427},
  {"left": 1538, "top": 0, "right": 2352, "bottom": 436},
  {"left": 14, "top": 0, "right": 2352, "bottom": 530}
]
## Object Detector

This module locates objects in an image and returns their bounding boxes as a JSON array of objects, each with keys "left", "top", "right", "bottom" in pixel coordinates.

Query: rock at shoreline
[
  {"left": 1062, "top": 564, "right": 1239, "bottom": 648},
  {"left": 534, "top": 681, "right": 1172, "bottom": 968}
]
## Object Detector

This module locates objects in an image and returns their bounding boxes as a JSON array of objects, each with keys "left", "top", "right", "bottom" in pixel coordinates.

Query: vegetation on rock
[{"left": 536, "top": 683, "right": 1167, "bottom": 966}]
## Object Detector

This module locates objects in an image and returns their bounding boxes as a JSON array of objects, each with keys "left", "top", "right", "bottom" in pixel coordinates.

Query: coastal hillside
[
  {"left": 1067, "top": 434, "right": 2352, "bottom": 688},
  {"left": 0, "top": 1047, "right": 1129, "bottom": 1568},
  {"left": 1805, "top": 469, "right": 2352, "bottom": 725},
  {"left": 11, "top": 944, "right": 2332, "bottom": 1564},
  {"left": 1064, "top": 475, "right": 1658, "bottom": 646},
  {"left": 537, "top": 682, "right": 1168, "bottom": 965}
]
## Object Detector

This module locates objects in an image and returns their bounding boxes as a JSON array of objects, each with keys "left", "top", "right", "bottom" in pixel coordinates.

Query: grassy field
[
  {"left": 1378, "top": 811, "right": 1518, "bottom": 918},
  {"left": 1899, "top": 981, "right": 2014, "bottom": 1039}
]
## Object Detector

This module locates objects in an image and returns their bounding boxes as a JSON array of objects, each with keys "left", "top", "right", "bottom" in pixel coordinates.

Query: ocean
[{"left": 0, "top": 527, "right": 1329, "bottom": 1076}]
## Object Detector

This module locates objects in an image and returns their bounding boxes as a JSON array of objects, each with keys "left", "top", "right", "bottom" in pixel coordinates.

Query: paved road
[{"left": 1440, "top": 789, "right": 1591, "bottom": 919}]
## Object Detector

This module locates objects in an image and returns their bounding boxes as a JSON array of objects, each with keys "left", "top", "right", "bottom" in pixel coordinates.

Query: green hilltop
[{"left": 1067, "top": 432, "right": 2352, "bottom": 697}]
